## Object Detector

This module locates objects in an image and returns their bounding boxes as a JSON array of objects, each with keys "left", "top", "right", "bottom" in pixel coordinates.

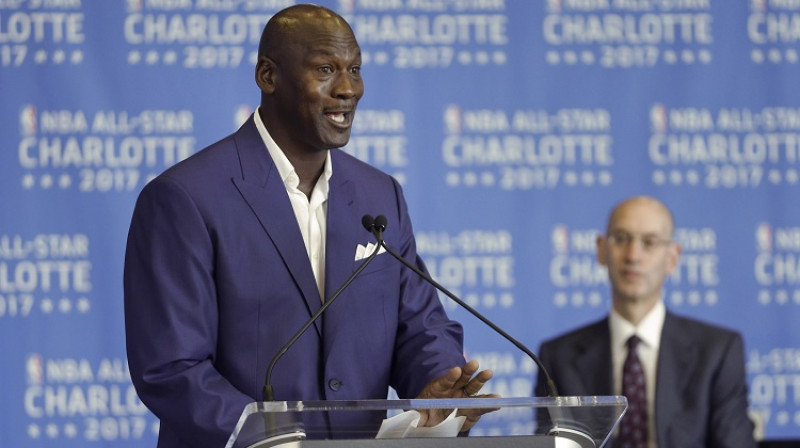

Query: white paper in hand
[{"left": 376, "top": 409, "right": 465, "bottom": 439}]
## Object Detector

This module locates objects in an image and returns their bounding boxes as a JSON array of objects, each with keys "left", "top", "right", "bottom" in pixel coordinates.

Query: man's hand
[{"left": 415, "top": 359, "right": 499, "bottom": 432}]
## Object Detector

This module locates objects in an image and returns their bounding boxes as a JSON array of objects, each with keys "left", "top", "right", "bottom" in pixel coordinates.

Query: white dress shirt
[
  {"left": 609, "top": 299, "right": 666, "bottom": 448},
  {"left": 254, "top": 108, "right": 332, "bottom": 300}
]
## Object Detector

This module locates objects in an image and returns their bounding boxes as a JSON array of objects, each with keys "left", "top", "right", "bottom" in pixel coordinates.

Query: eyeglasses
[{"left": 606, "top": 231, "right": 672, "bottom": 252}]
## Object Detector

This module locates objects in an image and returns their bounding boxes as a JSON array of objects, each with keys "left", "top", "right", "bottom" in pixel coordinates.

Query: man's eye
[{"left": 611, "top": 233, "right": 630, "bottom": 244}]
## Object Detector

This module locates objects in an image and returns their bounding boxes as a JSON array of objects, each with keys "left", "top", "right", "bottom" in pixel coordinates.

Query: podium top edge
[{"left": 248, "top": 396, "right": 628, "bottom": 412}]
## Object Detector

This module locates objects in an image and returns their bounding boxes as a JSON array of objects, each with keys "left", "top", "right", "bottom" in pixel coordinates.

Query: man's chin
[
  {"left": 322, "top": 133, "right": 352, "bottom": 149},
  {"left": 615, "top": 287, "right": 647, "bottom": 303}
]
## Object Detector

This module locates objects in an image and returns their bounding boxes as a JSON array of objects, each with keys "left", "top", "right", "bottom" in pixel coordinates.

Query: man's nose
[
  {"left": 623, "top": 238, "right": 645, "bottom": 260},
  {"left": 332, "top": 72, "right": 362, "bottom": 99}
]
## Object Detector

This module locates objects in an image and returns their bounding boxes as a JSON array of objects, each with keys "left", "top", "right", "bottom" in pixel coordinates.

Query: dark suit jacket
[
  {"left": 535, "top": 312, "right": 756, "bottom": 448},
  {"left": 124, "top": 116, "right": 465, "bottom": 447}
]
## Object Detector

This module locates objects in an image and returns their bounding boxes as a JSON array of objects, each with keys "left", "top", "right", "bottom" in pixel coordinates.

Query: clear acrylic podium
[{"left": 225, "top": 396, "right": 627, "bottom": 448}]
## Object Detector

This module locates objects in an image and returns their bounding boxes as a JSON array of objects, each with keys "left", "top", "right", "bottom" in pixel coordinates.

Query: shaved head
[
  {"left": 258, "top": 4, "right": 354, "bottom": 63},
  {"left": 606, "top": 196, "right": 675, "bottom": 238},
  {"left": 598, "top": 195, "right": 681, "bottom": 323},
  {"left": 254, "top": 3, "right": 363, "bottom": 162}
]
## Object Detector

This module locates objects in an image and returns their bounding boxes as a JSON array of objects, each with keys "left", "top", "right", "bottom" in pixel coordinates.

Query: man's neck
[
  {"left": 292, "top": 156, "right": 326, "bottom": 199},
  {"left": 258, "top": 107, "right": 328, "bottom": 197},
  {"left": 613, "top": 297, "right": 659, "bottom": 326}
]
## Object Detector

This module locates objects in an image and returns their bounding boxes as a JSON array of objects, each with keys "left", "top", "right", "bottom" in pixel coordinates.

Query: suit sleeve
[
  {"left": 124, "top": 177, "right": 252, "bottom": 447},
  {"left": 534, "top": 342, "right": 555, "bottom": 398},
  {"left": 534, "top": 342, "right": 555, "bottom": 431},
  {"left": 708, "top": 333, "right": 757, "bottom": 448},
  {"left": 384, "top": 177, "right": 466, "bottom": 398}
]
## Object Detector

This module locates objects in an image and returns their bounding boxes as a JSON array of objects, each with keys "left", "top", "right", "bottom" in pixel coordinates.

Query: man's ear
[
  {"left": 666, "top": 242, "right": 682, "bottom": 275},
  {"left": 255, "top": 56, "right": 277, "bottom": 94},
  {"left": 596, "top": 235, "right": 608, "bottom": 267}
]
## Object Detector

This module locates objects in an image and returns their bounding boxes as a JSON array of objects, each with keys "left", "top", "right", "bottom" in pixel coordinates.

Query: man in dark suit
[
  {"left": 124, "top": 5, "right": 492, "bottom": 447},
  {"left": 535, "top": 196, "right": 755, "bottom": 448}
]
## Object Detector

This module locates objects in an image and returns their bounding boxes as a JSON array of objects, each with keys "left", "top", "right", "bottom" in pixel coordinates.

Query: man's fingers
[
  {"left": 461, "top": 359, "right": 479, "bottom": 375},
  {"left": 420, "top": 360, "right": 494, "bottom": 399},
  {"left": 451, "top": 360, "right": 480, "bottom": 391},
  {"left": 462, "top": 368, "right": 493, "bottom": 397},
  {"left": 456, "top": 399, "right": 501, "bottom": 431},
  {"left": 425, "top": 365, "right": 462, "bottom": 395}
]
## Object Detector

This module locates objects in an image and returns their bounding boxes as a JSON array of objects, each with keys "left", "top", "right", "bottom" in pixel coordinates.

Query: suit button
[{"left": 328, "top": 378, "right": 342, "bottom": 391}]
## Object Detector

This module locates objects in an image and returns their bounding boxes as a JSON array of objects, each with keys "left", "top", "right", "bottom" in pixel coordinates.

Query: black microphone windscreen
[
  {"left": 374, "top": 215, "right": 388, "bottom": 231},
  {"left": 361, "top": 214, "right": 375, "bottom": 232}
]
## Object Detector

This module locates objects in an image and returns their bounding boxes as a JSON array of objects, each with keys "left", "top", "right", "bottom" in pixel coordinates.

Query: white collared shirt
[
  {"left": 609, "top": 299, "right": 665, "bottom": 448},
  {"left": 254, "top": 108, "right": 332, "bottom": 300}
]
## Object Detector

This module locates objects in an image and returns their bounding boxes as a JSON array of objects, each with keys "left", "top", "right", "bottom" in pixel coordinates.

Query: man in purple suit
[{"left": 124, "top": 5, "right": 492, "bottom": 447}]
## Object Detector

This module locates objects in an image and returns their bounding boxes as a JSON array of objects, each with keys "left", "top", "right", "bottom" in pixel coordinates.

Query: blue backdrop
[{"left": 2, "top": 0, "right": 799, "bottom": 445}]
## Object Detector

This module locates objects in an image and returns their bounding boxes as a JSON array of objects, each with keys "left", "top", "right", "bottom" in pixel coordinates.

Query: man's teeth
[{"left": 329, "top": 113, "right": 345, "bottom": 123}]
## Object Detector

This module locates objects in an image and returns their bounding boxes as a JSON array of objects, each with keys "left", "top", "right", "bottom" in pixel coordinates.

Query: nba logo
[
  {"left": 650, "top": 103, "right": 667, "bottom": 133},
  {"left": 126, "top": 0, "right": 142, "bottom": 12},
  {"left": 552, "top": 225, "right": 569, "bottom": 254},
  {"left": 338, "top": 0, "right": 355, "bottom": 14},
  {"left": 26, "top": 354, "right": 43, "bottom": 385},
  {"left": 444, "top": 105, "right": 461, "bottom": 135},
  {"left": 20, "top": 104, "right": 36, "bottom": 136},
  {"left": 546, "top": 0, "right": 562, "bottom": 13},
  {"left": 756, "top": 222, "right": 772, "bottom": 252}
]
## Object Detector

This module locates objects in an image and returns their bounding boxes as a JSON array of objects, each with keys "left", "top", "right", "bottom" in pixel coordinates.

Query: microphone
[
  {"left": 262, "top": 217, "right": 384, "bottom": 402},
  {"left": 361, "top": 214, "right": 379, "bottom": 235},
  {"left": 363, "top": 214, "right": 386, "bottom": 241},
  {"left": 366, "top": 214, "right": 559, "bottom": 398}
]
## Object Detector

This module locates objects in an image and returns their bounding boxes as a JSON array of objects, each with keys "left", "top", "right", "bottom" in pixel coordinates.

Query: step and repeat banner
[{"left": 2, "top": 0, "right": 800, "bottom": 446}]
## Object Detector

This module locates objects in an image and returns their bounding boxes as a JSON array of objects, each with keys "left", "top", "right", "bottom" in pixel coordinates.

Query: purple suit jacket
[
  {"left": 535, "top": 312, "right": 756, "bottom": 448},
  {"left": 124, "top": 116, "right": 465, "bottom": 447}
]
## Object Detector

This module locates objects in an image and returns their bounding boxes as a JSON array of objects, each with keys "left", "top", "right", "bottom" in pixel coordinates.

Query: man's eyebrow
[
  {"left": 609, "top": 229, "right": 663, "bottom": 236},
  {"left": 307, "top": 48, "right": 361, "bottom": 58}
]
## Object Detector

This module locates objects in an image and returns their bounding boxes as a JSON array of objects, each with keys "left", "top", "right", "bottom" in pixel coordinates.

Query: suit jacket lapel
[
  {"left": 230, "top": 117, "right": 324, "bottom": 335},
  {"left": 319, "top": 151, "right": 362, "bottom": 360},
  {"left": 575, "top": 321, "right": 613, "bottom": 395},
  {"left": 655, "top": 312, "right": 696, "bottom": 445},
  {"left": 323, "top": 150, "right": 359, "bottom": 300}
]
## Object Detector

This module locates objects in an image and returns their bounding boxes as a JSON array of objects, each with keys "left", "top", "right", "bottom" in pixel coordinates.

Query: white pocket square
[{"left": 355, "top": 242, "right": 386, "bottom": 261}]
